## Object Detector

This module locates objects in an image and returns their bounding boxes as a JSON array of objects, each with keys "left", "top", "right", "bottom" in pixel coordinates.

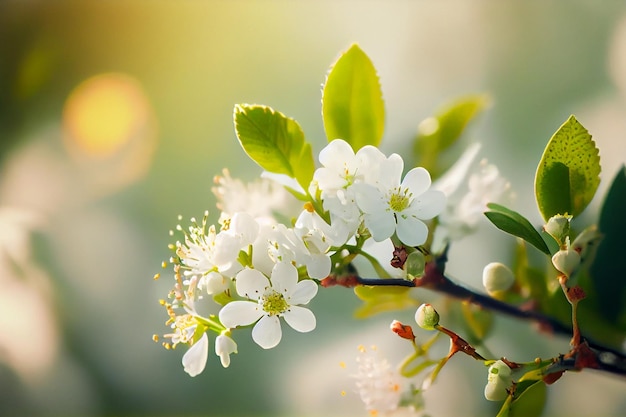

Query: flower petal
[
  {"left": 408, "top": 189, "right": 446, "bottom": 220},
  {"left": 252, "top": 315, "right": 282, "bottom": 349},
  {"left": 182, "top": 333, "right": 209, "bottom": 377},
  {"left": 219, "top": 301, "right": 263, "bottom": 328},
  {"left": 396, "top": 215, "right": 429, "bottom": 247},
  {"left": 365, "top": 211, "right": 396, "bottom": 242},
  {"left": 402, "top": 167, "right": 431, "bottom": 196},
  {"left": 319, "top": 139, "right": 355, "bottom": 166},
  {"left": 283, "top": 306, "right": 316, "bottom": 333},
  {"left": 235, "top": 268, "right": 268, "bottom": 299},
  {"left": 204, "top": 271, "right": 230, "bottom": 294},
  {"left": 215, "top": 334, "right": 238, "bottom": 368},
  {"left": 305, "top": 254, "right": 331, "bottom": 280},
  {"left": 376, "top": 153, "right": 404, "bottom": 189},
  {"left": 289, "top": 279, "right": 319, "bottom": 305},
  {"left": 230, "top": 212, "right": 260, "bottom": 245},
  {"left": 353, "top": 184, "right": 386, "bottom": 214},
  {"left": 270, "top": 262, "right": 298, "bottom": 294}
]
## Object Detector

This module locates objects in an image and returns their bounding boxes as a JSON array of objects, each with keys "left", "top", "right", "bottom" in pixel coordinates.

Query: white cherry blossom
[
  {"left": 219, "top": 263, "right": 318, "bottom": 349},
  {"left": 322, "top": 188, "right": 361, "bottom": 244},
  {"left": 177, "top": 212, "right": 259, "bottom": 295},
  {"left": 354, "top": 165, "right": 445, "bottom": 247},
  {"left": 353, "top": 345, "right": 405, "bottom": 415},
  {"left": 212, "top": 168, "right": 301, "bottom": 222},
  {"left": 434, "top": 143, "right": 511, "bottom": 245},
  {"left": 313, "top": 139, "right": 364, "bottom": 194},
  {"left": 314, "top": 140, "right": 418, "bottom": 244},
  {"left": 268, "top": 223, "right": 331, "bottom": 280}
]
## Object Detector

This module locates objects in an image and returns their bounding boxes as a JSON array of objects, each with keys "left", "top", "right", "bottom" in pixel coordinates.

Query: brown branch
[{"left": 352, "top": 254, "right": 626, "bottom": 378}]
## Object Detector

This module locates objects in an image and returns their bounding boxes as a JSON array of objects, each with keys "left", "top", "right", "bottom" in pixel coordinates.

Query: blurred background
[{"left": 1, "top": 1, "right": 626, "bottom": 416}]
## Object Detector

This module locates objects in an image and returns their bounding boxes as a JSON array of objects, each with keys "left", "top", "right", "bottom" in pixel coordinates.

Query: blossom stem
[{"left": 195, "top": 315, "right": 227, "bottom": 333}]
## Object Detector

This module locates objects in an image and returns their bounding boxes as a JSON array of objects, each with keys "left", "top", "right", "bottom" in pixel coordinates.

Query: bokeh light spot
[{"left": 63, "top": 73, "right": 151, "bottom": 157}]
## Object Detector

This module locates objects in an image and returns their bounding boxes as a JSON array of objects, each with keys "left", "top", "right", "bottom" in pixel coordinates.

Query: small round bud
[
  {"left": 484, "top": 360, "right": 512, "bottom": 401},
  {"left": 484, "top": 377, "right": 510, "bottom": 402},
  {"left": 482, "top": 262, "right": 515, "bottom": 296},
  {"left": 544, "top": 214, "right": 572, "bottom": 245},
  {"left": 405, "top": 251, "right": 425, "bottom": 278},
  {"left": 415, "top": 303, "right": 439, "bottom": 330},
  {"left": 551, "top": 248, "right": 581, "bottom": 277}
]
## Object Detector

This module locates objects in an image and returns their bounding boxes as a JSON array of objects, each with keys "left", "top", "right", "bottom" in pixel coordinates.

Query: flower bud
[
  {"left": 390, "top": 320, "right": 415, "bottom": 341},
  {"left": 544, "top": 214, "right": 572, "bottom": 245},
  {"left": 484, "top": 360, "right": 511, "bottom": 401},
  {"left": 551, "top": 248, "right": 581, "bottom": 277},
  {"left": 415, "top": 303, "right": 439, "bottom": 330},
  {"left": 482, "top": 262, "right": 514, "bottom": 296},
  {"left": 405, "top": 251, "right": 425, "bottom": 278}
]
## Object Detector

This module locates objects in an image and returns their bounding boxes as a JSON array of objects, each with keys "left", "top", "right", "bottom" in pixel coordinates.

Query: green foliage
[
  {"left": 460, "top": 302, "right": 493, "bottom": 343},
  {"left": 507, "top": 380, "right": 547, "bottom": 417},
  {"left": 414, "top": 94, "right": 489, "bottom": 176},
  {"left": 512, "top": 241, "right": 549, "bottom": 302},
  {"left": 233, "top": 104, "right": 315, "bottom": 192},
  {"left": 353, "top": 286, "right": 419, "bottom": 318},
  {"left": 322, "top": 44, "right": 385, "bottom": 150},
  {"left": 534, "top": 115, "right": 601, "bottom": 221},
  {"left": 590, "top": 166, "right": 626, "bottom": 323},
  {"left": 484, "top": 203, "right": 551, "bottom": 255}
]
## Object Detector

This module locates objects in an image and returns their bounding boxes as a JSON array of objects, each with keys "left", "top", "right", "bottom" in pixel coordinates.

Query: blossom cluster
[
  {"left": 154, "top": 138, "right": 509, "bottom": 383},
  {"left": 314, "top": 140, "right": 446, "bottom": 247}
]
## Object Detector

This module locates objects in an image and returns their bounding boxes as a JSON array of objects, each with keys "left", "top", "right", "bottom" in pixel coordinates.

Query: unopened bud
[
  {"left": 390, "top": 320, "right": 415, "bottom": 341},
  {"left": 406, "top": 251, "right": 425, "bottom": 278},
  {"left": 484, "top": 360, "right": 512, "bottom": 401},
  {"left": 482, "top": 262, "right": 514, "bottom": 296},
  {"left": 551, "top": 248, "right": 581, "bottom": 277},
  {"left": 415, "top": 303, "right": 439, "bottom": 330},
  {"left": 544, "top": 214, "right": 572, "bottom": 245}
]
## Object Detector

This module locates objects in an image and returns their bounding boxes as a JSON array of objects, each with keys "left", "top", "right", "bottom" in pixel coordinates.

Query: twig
[{"left": 354, "top": 254, "right": 626, "bottom": 377}]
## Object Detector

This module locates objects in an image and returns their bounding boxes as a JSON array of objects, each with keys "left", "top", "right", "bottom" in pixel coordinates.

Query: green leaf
[
  {"left": 413, "top": 94, "right": 491, "bottom": 178},
  {"left": 322, "top": 44, "right": 385, "bottom": 149},
  {"left": 539, "top": 230, "right": 560, "bottom": 255},
  {"left": 460, "top": 302, "right": 493, "bottom": 343},
  {"left": 234, "top": 104, "right": 315, "bottom": 191},
  {"left": 484, "top": 203, "right": 551, "bottom": 255},
  {"left": 414, "top": 94, "right": 490, "bottom": 174},
  {"left": 509, "top": 380, "right": 547, "bottom": 417},
  {"left": 353, "top": 286, "right": 418, "bottom": 318},
  {"left": 534, "top": 115, "right": 601, "bottom": 221},
  {"left": 590, "top": 166, "right": 626, "bottom": 323}
]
